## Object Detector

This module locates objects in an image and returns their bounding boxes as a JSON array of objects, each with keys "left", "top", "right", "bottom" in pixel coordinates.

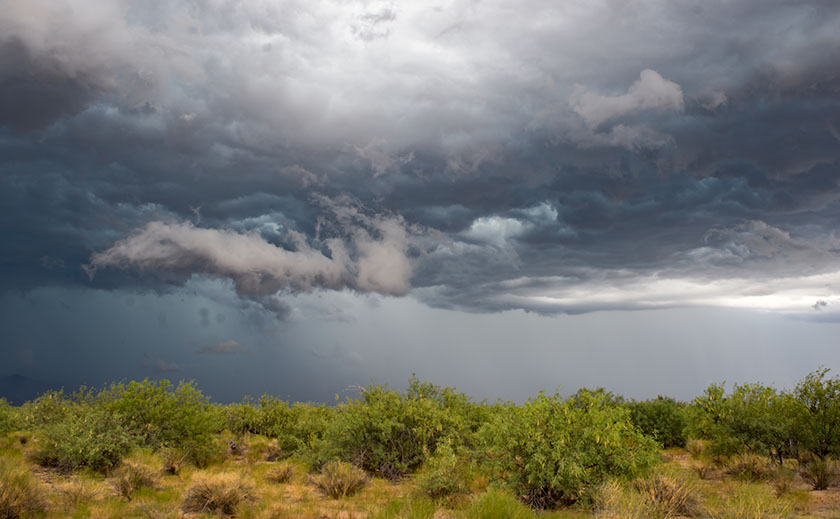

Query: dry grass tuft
[
  {"left": 310, "top": 461, "right": 369, "bottom": 499},
  {"left": 59, "top": 478, "right": 102, "bottom": 507},
  {"left": 160, "top": 448, "right": 187, "bottom": 476},
  {"left": 0, "top": 462, "right": 48, "bottom": 519},
  {"left": 726, "top": 453, "right": 774, "bottom": 482},
  {"left": 632, "top": 472, "right": 700, "bottom": 517},
  {"left": 266, "top": 463, "right": 295, "bottom": 484},
  {"left": 182, "top": 473, "right": 255, "bottom": 517},
  {"left": 111, "top": 462, "right": 159, "bottom": 501},
  {"left": 800, "top": 456, "right": 838, "bottom": 490}
]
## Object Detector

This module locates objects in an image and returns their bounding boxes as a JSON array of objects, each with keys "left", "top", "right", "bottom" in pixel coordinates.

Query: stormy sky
[{"left": 2, "top": 0, "right": 840, "bottom": 403}]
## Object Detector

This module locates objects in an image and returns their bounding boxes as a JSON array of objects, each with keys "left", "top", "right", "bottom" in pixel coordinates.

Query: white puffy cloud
[
  {"left": 570, "top": 69, "right": 685, "bottom": 127},
  {"left": 87, "top": 201, "right": 418, "bottom": 298}
]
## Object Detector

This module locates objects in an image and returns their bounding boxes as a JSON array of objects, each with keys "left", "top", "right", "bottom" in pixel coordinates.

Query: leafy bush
[
  {"left": 626, "top": 397, "right": 687, "bottom": 448},
  {"left": 415, "top": 441, "right": 469, "bottom": 500},
  {"left": 480, "top": 389, "right": 659, "bottom": 509},
  {"left": 464, "top": 490, "right": 534, "bottom": 519},
  {"left": 252, "top": 398, "right": 332, "bottom": 455},
  {"left": 102, "top": 379, "right": 215, "bottom": 465},
  {"left": 32, "top": 402, "right": 131, "bottom": 473},
  {"left": 0, "top": 400, "right": 19, "bottom": 435},
  {"left": 310, "top": 461, "right": 369, "bottom": 499},
  {"left": 182, "top": 474, "right": 254, "bottom": 517},
  {"left": 688, "top": 382, "right": 800, "bottom": 462},
  {"left": 316, "top": 381, "right": 470, "bottom": 479},
  {"left": 0, "top": 462, "right": 47, "bottom": 519},
  {"left": 794, "top": 368, "right": 840, "bottom": 458}
]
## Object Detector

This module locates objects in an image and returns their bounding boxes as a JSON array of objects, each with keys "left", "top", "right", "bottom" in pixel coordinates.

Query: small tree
[
  {"left": 795, "top": 368, "right": 840, "bottom": 459},
  {"left": 480, "top": 389, "right": 658, "bottom": 509}
]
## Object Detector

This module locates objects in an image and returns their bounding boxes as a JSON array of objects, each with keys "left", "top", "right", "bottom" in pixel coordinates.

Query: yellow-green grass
[{"left": 3, "top": 432, "right": 840, "bottom": 519}]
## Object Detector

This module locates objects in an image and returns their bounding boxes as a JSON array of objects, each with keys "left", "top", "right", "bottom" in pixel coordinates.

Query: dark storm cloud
[
  {"left": 197, "top": 340, "right": 246, "bottom": 355},
  {"left": 1, "top": 0, "right": 840, "bottom": 319}
]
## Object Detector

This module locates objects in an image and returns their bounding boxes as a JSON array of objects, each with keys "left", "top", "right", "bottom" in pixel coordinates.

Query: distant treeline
[{"left": 1, "top": 369, "right": 839, "bottom": 508}]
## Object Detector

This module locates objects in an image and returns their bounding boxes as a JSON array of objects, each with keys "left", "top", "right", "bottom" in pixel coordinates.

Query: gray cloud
[{"left": 197, "top": 340, "right": 245, "bottom": 355}]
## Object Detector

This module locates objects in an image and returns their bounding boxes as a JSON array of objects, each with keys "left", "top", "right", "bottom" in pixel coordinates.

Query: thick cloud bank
[{"left": 87, "top": 201, "right": 416, "bottom": 299}]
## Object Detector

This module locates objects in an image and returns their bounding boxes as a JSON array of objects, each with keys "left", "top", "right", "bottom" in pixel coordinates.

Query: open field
[
  {"left": 2, "top": 434, "right": 840, "bottom": 519},
  {"left": 2, "top": 373, "right": 840, "bottom": 518}
]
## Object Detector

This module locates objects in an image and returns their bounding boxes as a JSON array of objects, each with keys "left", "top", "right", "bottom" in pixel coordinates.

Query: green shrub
[
  {"left": 101, "top": 379, "right": 215, "bottom": 465},
  {"left": 316, "top": 382, "right": 470, "bottom": 479},
  {"left": 464, "top": 490, "right": 534, "bottom": 519},
  {"left": 794, "top": 368, "right": 840, "bottom": 458},
  {"left": 0, "top": 400, "right": 20, "bottom": 435},
  {"left": 32, "top": 402, "right": 131, "bottom": 473},
  {"left": 0, "top": 462, "right": 47, "bottom": 519},
  {"left": 415, "top": 441, "right": 469, "bottom": 500},
  {"left": 626, "top": 397, "right": 687, "bottom": 448},
  {"left": 252, "top": 398, "right": 332, "bottom": 455},
  {"left": 310, "top": 461, "right": 369, "bottom": 499},
  {"left": 480, "top": 389, "right": 659, "bottom": 509}
]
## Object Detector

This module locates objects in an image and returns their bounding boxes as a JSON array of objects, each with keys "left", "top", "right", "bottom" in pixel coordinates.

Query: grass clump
[
  {"left": 800, "top": 456, "right": 838, "bottom": 490},
  {"left": 182, "top": 473, "right": 254, "bottom": 517},
  {"left": 310, "top": 461, "right": 369, "bottom": 499},
  {"left": 0, "top": 462, "right": 47, "bottom": 519},
  {"left": 265, "top": 462, "right": 295, "bottom": 484},
  {"left": 111, "top": 462, "right": 159, "bottom": 501},
  {"left": 464, "top": 489, "right": 534, "bottom": 519},
  {"left": 58, "top": 478, "right": 102, "bottom": 508},
  {"left": 371, "top": 498, "right": 437, "bottom": 519},
  {"left": 631, "top": 472, "right": 699, "bottom": 517},
  {"left": 704, "top": 483, "right": 793, "bottom": 519},
  {"left": 726, "top": 453, "right": 775, "bottom": 482}
]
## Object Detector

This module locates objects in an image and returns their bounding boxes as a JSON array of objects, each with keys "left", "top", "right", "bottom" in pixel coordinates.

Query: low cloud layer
[{"left": 87, "top": 198, "right": 418, "bottom": 301}]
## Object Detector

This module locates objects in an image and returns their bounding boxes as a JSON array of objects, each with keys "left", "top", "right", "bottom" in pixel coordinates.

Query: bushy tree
[
  {"left": 794, "top": 368, "right": 840, "bottom": 459},
  {"left": 0, "top": 398, "right": 20, "bottom": 434},
  {"left": 626, "top": 396, "right": 688, "bottom": 448},
  {"left": 32, "top": 401, "right": 132, "bottom": 473},
  {"left": 480, "top": 389, "right": 659, "bottom": 509},
  {"left": 101, "top": 379, "right": 215, "bottom": 465},
  {"left": 316, "top": 381, "right": 471, "bottom": 479}
]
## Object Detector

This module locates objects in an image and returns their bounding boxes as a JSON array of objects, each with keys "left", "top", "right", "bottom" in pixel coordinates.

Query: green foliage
[
  {"left": 316, "top": 380, "right": 473, "bottom": 479},
  {"left": 415, "top": 441, "right": 469, "bottom": 500},
  {"left": 0, "top": 400, "right": 19, "bottom": 436},
  {"left": 310, "top": 461, "right": 369, "bottom": 499},
  {"left": 626, "top": 397, "right": 687, "bottom": 448},
  {"left": 32, "top": 401, "right": 131, "bottom": 473},
  {"left": 689, "top": 382, "right": 799, "bottom": 461},
  {"left": 0, "top": 462, "right": 47, "bottom": 519},
  {"left": 794, "top": 368, "right": 840, "bottom": 459},
  {"left": 480, "top": 389, "right": 659, "bottom": 509},
  {"left": 253, "top": 398, "right": 332, "bottom": 455},
  {"left": 101, "top": 379, "right": 215, "bottom": 465}
]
